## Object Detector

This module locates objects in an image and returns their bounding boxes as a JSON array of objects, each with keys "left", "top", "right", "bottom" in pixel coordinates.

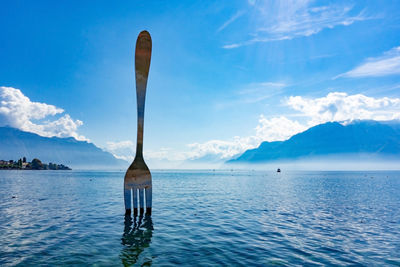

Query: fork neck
[
  {"left": 136, "top": 114, "right": 144, "bottom": 159},
  {"left": 136, "top": 123, "right": 144, "bottom": 159},
  {"left": 135, "top": 82, "right": 146, "bottom": 159}
]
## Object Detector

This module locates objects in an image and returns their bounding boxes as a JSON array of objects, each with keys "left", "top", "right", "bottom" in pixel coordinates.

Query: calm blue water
[{"left": 1, "top": 170, "right": 400, "bottom": 266}]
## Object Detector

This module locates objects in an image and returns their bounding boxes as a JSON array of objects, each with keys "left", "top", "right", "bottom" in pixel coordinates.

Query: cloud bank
[
  {"left": 287, "top": 92, "right": 400, "bottom": 125},
  {"left": 186, "top": 116, "right": 306, "bottom": 160},
  {"left": 0, "top": 86, "right": 86, "bottom": 140},
  {"left": 111, "top": 92, "right": 400, "bottom": 163},
  {"left": 105, "top": 140, "right": 135, "bottom": 161}
]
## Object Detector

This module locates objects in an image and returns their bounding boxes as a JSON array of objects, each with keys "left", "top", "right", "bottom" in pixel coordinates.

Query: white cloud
[
  {"left": 337, "top": 46, "right": 400, "bottom": 78},
  {"left": 0, "top": 86, "right": 86, "bottom": 140},
  {"left": 161, "top": 92, "right": 400, "bottom": 162},
  {"left": 187, "top": 138, "right": 255, "bottom": 160},
  {"left": 222, "top": 43, "right": 241, "bottom": 49},
  {"left": 105, "top": 140, "right": 183, "bottom": 163},
  {"left": 287, "top": 92, "right": 400, "bottom": 126},
  {"left": 255, "top": 115, "right": 307, "bottom": 141},
  {"left": 106, "top": 91, "right": 400, "bottom": 163},
  {"left": 106, "top": 140, "right": 135, "bottom": 151},
  {"left": 223, "top": 1, "right": 369, "bottom": 48},
  {"left": 186, "top": 116, "right": 306, "bottom": 160},
  {"left": 217, "top": 10, "right": 245, "bottom": 32},
  {"left": 106, "top": 115, "right": 305, "bottom": 162},
  {"left": 105, "top": 140, "right": 135, "bottom": 161}
]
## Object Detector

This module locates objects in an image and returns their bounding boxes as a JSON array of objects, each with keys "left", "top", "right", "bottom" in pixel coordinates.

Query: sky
[{"left": 1, "top": 0, "right": 400, "bottom": 168}]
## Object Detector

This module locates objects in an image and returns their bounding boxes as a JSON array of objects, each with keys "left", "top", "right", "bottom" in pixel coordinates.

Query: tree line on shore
[{"left": 0, "top": 157, "right": 71, "bottom": 170}]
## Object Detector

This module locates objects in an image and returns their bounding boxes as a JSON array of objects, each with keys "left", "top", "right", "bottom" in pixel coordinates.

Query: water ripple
[{"left": 1, "top": 170, "right": 400, "bottom": 266}]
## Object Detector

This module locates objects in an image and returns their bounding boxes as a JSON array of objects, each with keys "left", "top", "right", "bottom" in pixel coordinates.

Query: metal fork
[{"left": 124, "top": 30, "right": 152, "bottom": 216}]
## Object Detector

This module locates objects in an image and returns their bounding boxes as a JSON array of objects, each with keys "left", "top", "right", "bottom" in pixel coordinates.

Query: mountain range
[
  {"left": 228, "top": 120, "right": 400, "bottom": 164},
  {"left": 0, "top": 127, "right": 127, "bottom": 169},
  {"left": 2, "top": 120, "right": 400, "bottom": 169}
]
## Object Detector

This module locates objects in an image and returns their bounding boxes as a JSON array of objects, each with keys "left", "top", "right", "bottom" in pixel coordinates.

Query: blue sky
[{"left": 1, "top": 0, "right": 400, "bottom": 167}]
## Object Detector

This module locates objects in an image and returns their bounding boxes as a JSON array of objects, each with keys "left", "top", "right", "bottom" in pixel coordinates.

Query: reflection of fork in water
[{"left": 120, "top": 214, "right": 153, "bottom": 266}]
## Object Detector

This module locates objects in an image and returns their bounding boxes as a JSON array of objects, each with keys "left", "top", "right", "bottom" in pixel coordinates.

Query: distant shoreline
[
  {"left": 0, "top": 157, "right": 71, "bottom": 170},
  {"left": 0, "top": 168, "right": 71, "bottom": 171}
]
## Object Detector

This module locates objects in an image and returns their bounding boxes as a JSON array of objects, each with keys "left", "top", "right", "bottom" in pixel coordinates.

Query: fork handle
[{"left": 135, "top": 31, "right": 152, "bottom": 158}]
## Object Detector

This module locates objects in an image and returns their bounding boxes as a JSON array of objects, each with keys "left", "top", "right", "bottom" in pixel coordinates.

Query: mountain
[
  {"left": 0, "top": 127, "right": 127, "bottom": 169},
  {"left": 228, "top": 120, "right": 400, "bottom": 164}
]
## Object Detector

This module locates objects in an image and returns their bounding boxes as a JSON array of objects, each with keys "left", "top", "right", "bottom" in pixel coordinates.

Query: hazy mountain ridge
[
  {"left": 228, "top": 120, "right": 400, "bottom": 164},
  {"left": 0, "top": 127, "right": 127, "bottom": 169}
]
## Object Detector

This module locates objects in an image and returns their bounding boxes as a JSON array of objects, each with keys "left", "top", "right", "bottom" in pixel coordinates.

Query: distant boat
[{"left": 277, "top": 168, "right": 281, "bottom": 173}]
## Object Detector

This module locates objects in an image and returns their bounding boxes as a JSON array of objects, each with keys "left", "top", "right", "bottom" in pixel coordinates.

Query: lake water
[{"left": 1, "top": 170, "right": 400, "bottom": 266}]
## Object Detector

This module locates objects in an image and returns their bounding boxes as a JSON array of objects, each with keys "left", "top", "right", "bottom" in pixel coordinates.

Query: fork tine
[
  {"left": 145, "top": 187, "right": 152, "bottom": 215},
  {"left": 139, "top": 188, "right": 144, "bottom": 215},
  {"left": 124, "top": 188, "right": 132, "bottom": 214},
  {"left": 133, "top": 188, "right": 138, "bottom": 216}
]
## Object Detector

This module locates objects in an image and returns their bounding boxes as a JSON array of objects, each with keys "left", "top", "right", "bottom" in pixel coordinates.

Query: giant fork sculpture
[{"left": 124, "top": 31, "right": 152, "bottom": 216}]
